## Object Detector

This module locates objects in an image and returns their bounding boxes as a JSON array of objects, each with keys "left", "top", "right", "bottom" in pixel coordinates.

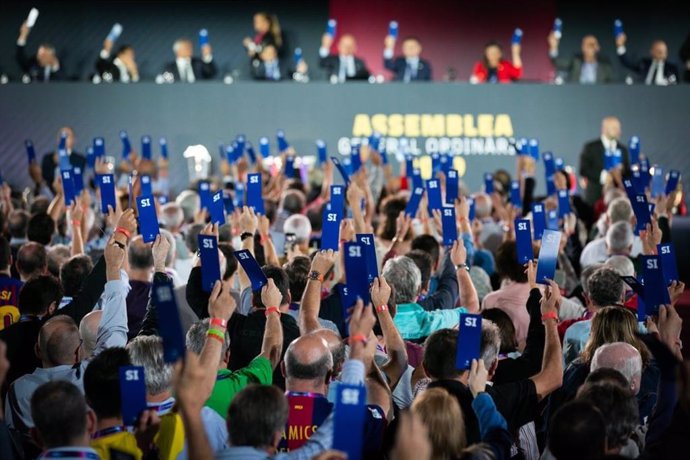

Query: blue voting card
[
  {"left": 546, "top": 175, "right": 556, "bottom": 197},
  {"left": 665, "top": 170, "right": 681, "bottom": 195},
  {"left": 342, "top": 157, "right": 353, "bottom": 177},
  {"left": 61, "top": 169, "right": 76, "bottom": 206},
  {"left": 276, "top": 129, "right": 289, "bottom": 152},
  {"left": 316, "top": 140, "right": 327, "bottom": 165},
  {"left": 94, "top": 137, "right": 105, "bottom": 157},
  {"left": 405, "top": 155, "right": 414, "bottom": 178},
  {"left": 259, "top": 137, "right": 270, "bottom": 157},
  {"left": 119, "top": 366, "right": 147, "bottom": 426},
  {"left": 198, "top": 234, "right": 221, "bottom": 292},
  {"left": 98, "top": 174, "right": 116, "bottom": 214},
  {"left": 446, "top": 169, "right": 459, "bottom": 204},
  {"left": 389, "top": 20, "right": 399, "bottom": 39},
  {"left": 58, "top": 131, "right": 67, "bottom": 151},
  {"left": 232, "top": 142, "right": 242, "bottom": 163},
  {"left": 426, "top": 179, "right": 442, "bottom": 214},
  {"left": 152, "top": 279, "right": 186, "bottom": 362},
  {"left": 515, "top": 219, "right": 534, "bottom": 265},
  {"left": 528, "top": 138, "right": 539, "bottom": 160},
  {"left": 119, "top": 130, "right": 132, "bottom": 159},
  {"left": 333, "top": 383, "right": 367, "bottom": 460},
  {"left": 611, "top": 149, "right": 623, "bottom": 169},
  {"left": 405, "top": 186, "right": 425, "bottom": 217},
  {"left": 657, "top": 243, "right": 679, "bottom": 284},
  {"left": 536, "top": 229, "right": 561, "bottom": 284},
  {"left": 293, "top": 47, "right": 303, "bottom": 64},
  {"left": 225, "top": 144, "right": 236, "bottom": 164},
  {"left": 343, "top": 242, "right": 371, "bottom": 304},
  {"left": 441, "top": 207, "right": 458, "bottom": 247},
  {"left": 58, "top": 147, "right": 70, "bottom": 171},
  {"left": 456, "top": 313, "right": 482, "bottom": 370},
  {"left": 321, "top": 203, "right": 342, "bottom": 251},
  {"left": 159, "top": 137, "right": 168, "bottom": 159},
  {"left": 412, "top": 168, "right": 423, "bottom": 189},
  {"left": 651, "top": 167, "right": 665, "bottom": 198},
  {"left": 631, "top": 170, "right": 646, "bottom": 195},
  {"left": 621, "top": 275, "right": 646, "bottom": 321},
  {"left": 25, "top": 139, "right": 36, "bottom": 163},
  {"left": 245, "top": 142, "right": 257, "bottom": 164},
  {"left": 468, "top": 198, "right": 476, "bottom": 221},
  {"left": 622, "top": 177, "right": 636, "bottom": 201},
  {"left": 613, "top": 19, "right": 624, "bottom": 38},
  {"left": 557, "top": 189, "right": 571, "bottom": 218},
  {"left": 515, "top": 137, "right": 527, "bottom": 155},
  {"left": 512, "top": 28, "right": 523, "bottom": 45},
  {"left": 72, "top": 167, "right": 84, "bottom": 194},
  {"left": 641, "top": 256, "right": 670, "bottom": 315},
  {"left": 439, "top": 153, "right": 449, "bottom": 175},
  {"left": 368, "top": 133, "right": 382, "bottom": 152},
  {"left": 326, "top": 18, "right": 337, "bottom": 37},
  {"left": 331, "top": 185, "right": 345, "bottom": 215},
  {"left": 235, "top": 135, "right": 246, "bottom": 156},
  {"left": 141, "top": 135, "right": 152, "bottom": 160},
  {"left": 547, "top": 210, "right": 559, "bottom": 231},
  {"left": 543, "top": 152, "right": 555, "bottom": 175},
  {"left": 431, "top": 153, "right": 441, "bottom": 176},
  {"left": 140, "top": 174, "right": 153, "bottom": 197},
  {"left": 631, "top": 194, "right": 651, "bottom": 233},
  {"left": 331, "top": 157, "right": 350, "bottom": 184},
  {"left": 629, "top": 136, "right": 640, "bottom": 164},
  {"left": 510, "top": 180, "right": 522, "bottom": 208},
  {"left": 209, "top": 190, "right": 225, "bottom": 225},
  {"left": 198, "top": 180, "right": 212, "bottom": 211},
  {"left": 223, "top": 189, "right": 235, "bottom": 215},
  {"left": 136, "top": 195, "right": 160, "bottom": 243},
  {"left": 640, "top": 159, "right": 651, "bottom": 186},
  {"left": 531, "top": 202, "right": 546, "bottom": 240},
  {"left": 356, "top": 234, "right": 378, "bottom": 283},
  {"left": 554, "top": 157, "right": 565, "bottom": 171},
  {"left": 246, "top": 173, "right": 264, "bottom": 214},
  {"left": 86, "top": 147, "right": 95, "bottom": 169},
  {"left": 553, "top": 18, "right": 563, "bottom": 37},
  {"left": 234, "top": 183, "right": 245, "bottom": 208},
  {"left": 284, "top": 155, "right": 295, "bottom": 179},
  {"left": 350, "top": 144, "right": 362, "bottom": 173},
  {"left": 234, "top": 249, "right": 268, "bottom": 291},
  {"left": 199, "top": 28, "right": 209, "bottom": 47},
  {"left": 484, "top": 173, "right": 494, "bottom": 194}
]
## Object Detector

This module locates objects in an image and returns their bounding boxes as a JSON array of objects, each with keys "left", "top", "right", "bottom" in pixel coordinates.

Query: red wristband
[
  {"left": 115, "top": 227, "right": 132, "bottom": 239},
  {"left": 265, "top": 306, "right": 280, "bottom": 317},
  {"left": 541, "top": 312, "right": 558, "bottom": 323},
  {"left": 72, "top": 220, "right": 81, "bottom": 227},
  {"left": 260, "top": 234, "right": 269, "bottom": 245},
  {"left": 349, "top": 333, "right": 368, "bottom": 346},
  {"left": 210, "top": 317, "right": 227, "bottom": 329},
  {"left": 376, "top": 304, "right": 388, "bottom": 313}
]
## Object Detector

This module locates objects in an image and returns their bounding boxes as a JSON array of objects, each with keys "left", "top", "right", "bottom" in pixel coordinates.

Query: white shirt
[
  {"left": 645, "top": 60, "right": 667, "bottom": 86},
  {"left": 579, "top": 236, "right": 643, "bottom": 268},
  {"left": 176, "top": 57, "right": 195, "bottom": 83},
  {"left": 338, "top": 55, "right": 356, "bottom": 82}
]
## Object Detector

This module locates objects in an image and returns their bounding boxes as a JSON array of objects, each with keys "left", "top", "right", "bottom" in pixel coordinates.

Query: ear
[
  {"left": 488, "top": 359, "right": 499, "bottom": 378},
  {"left": 223, "top": 349, "right": 231, "bottom": 365},
  {"left": 285, "top": 292, "right": 292, "bottom": 307},
  {"left": 85, "top": 409, "right": 97, "bottom": 436},
  {"left": 47, "top": 301, "right": 57, "bottom": 316},
  {"left": 280, "top": 361, "right": 287, "bottom": 378},
  {"left": 583, "top": 293, "right": 591, "bottom": 308},
  {"left": 272, "top": 430, "right": 283, "bottom": 449}
]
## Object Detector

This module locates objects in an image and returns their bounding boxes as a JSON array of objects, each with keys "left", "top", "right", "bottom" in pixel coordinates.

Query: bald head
[
  {"left": 311, "top": 329, "right": 345, "bottom": 374},
  {"left": 39, "top": 315, "right": 81, "bottom": 367},
  {"left": 284, "top": 333, "right": 333, "bottom": 390},
  {"left": 338, "top": 34, "right": 357, "bottom": 56},
  {"left": 473, "top": 193, "right": 492, "bottom": 219},
  {"left": 591, "top": 342, "right": 642, "bottom": 394},
  {"left": 79, "top": 310, "right": 102, "bottom": 358},
  {"left": 650, "top": 40, "right": 668, "bottom": 61},
  {"left": 601, "top": 116, "right": 621, "bottom": 141},
  {"left": 581, "top": 35, "right": 600, "bottom": 61}
]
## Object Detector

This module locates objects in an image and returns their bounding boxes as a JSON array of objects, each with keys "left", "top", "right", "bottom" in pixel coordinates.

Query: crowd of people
[
  {"left": 10, "top": 11, "right": 690, "bottom": 84},
  {"left": 0, "top": 111, "right": 687, "bottom": 460}
]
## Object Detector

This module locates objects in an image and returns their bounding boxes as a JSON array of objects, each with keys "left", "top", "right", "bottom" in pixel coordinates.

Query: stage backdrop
[{"left": 0, "top": 83, "right": 689, "bottom": 198}]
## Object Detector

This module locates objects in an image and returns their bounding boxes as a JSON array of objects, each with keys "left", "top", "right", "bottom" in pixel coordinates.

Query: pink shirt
[{"left": 482, "top": 281, "right": 532, "bottom": 350}]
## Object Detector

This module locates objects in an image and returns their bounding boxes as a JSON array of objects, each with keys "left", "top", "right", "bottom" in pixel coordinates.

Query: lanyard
[
  {"left": 91, "top": 425, "right": 126, "bottom": 439},
  {"left": 41, "top": 450, "right": 100, "bottom": 459}
]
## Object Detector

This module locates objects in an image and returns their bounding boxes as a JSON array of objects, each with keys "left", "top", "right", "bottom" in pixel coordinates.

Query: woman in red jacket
[{"left": 470, "top": 41, "right": 523, "bottom": 84}]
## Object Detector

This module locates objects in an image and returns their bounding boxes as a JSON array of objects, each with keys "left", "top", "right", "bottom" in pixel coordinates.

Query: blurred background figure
[
  {"left": 616, "top": 33, "right": 679, "bottom": 85},
  {"left": 383, "top": 36, "right": 432, "bottom": 82},
  {"left": 95, "top": 39, "right": 139, "bottom": 83},
  {"left": 548, "top": 33, "right": 613, "bottom": 84},
  {"left": 163, "top": 37, "right": 217, "bottom": 83},
  {"left": 470, "top": 40, "right": 523, "bottom": 84},
  {"left": 319, "top": 33, "right": 370, "bottom": 82},
  {"left": 250, "top": 44, "right": 284, "bottom": 81},
  {"left": 243, "top": 12, "right": 283, "bottom": 59},
  {"left": 15, "top": 20, "right": 61, "bottom": 82},
  {"left": 39, "top": 127, "right": 86, "bottom": 191}
]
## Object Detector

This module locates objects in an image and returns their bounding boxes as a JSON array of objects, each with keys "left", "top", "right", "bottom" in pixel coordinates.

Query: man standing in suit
[
  {"left": 34, "top": 127, "right": 86, "bottom": 194},
  {"left": 319, "top": 34, "right": 370, "bottom": 82},
  {"left": 163, "top": 38, "right": 217, "bottom": 83},
  {"left": 15, "top": 20, "right": 62, "bottom": 82},
  {"left": 579, "top": 117, "right": 629, "bottom": 207},
  {"left": 95, "top": 38, "right": 139, "bottom": 83},
  {"left": 548, "top": 33, "right": 614, "bottom": 84},
  {"left": 616, "top": 34, "right": 679, "bottom": 85},
  {"left": 383, "top": 36, "right": 432, "bottom": 82}
]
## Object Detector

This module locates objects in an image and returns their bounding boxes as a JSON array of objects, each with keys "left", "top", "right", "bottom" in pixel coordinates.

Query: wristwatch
[
  {"left": 455, "top": 263, "right": 470, "bottom": 272},
  {"left": 308, "top": 270, "right": 324, "bottom": 282}
]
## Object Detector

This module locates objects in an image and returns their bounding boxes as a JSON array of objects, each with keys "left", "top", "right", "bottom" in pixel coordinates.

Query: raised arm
[
  {"left": 530, "top": 280, "right": 563, "bottom": 401},
  {"left": 371, "top": 277, "right": 408, "bottom": 389},
  {"left": 347, "top": 182, "right": 367, "bottom": 235},
  {"left": 451, "top": 238, "right": 479, "bottom": 312},
  {"left": 259, "top": 279, "right": 284, "bottom": 368},
  {"left": 69, "top": 199, "right": 85, "bottom": 257},
  {"left": 201, "top": 279, "right": 237, "bottom": 390},
  {"left": 237, "top": 206, "right": 257, "bottom": 292},
  {"left": 299, "top": 250, "right": 337, "bottom": 335},
  {"left": 258, "top": 214, "right": 280, "bottom": 267}
]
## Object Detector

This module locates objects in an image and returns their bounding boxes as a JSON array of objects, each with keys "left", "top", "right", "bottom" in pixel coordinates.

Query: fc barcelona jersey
[{"left": 0, "top": 275, "right": 22, "bottom": 330}]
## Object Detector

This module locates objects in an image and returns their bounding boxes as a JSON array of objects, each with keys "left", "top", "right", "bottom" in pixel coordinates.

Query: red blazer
[{"left": 471, "top": 60, "right": 523, "bottom": 83}]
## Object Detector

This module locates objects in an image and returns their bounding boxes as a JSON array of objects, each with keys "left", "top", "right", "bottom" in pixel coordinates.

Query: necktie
[
  {"left": 645, "top": 61, "right": 657, "bottom": 85},
  {"left": 338, "top": 58, "right": 347, "bottom": 83},
  {"left": 186, "top": 62, "right": 195, "bottom": 83}
]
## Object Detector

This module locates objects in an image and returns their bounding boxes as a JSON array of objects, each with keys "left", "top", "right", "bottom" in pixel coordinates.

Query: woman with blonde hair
[
  {"left": 242, "top": 12, "right": 283, "bottom": 58},
  {"left": 411, "top": 388, "right": 466, "bottom": 460}
]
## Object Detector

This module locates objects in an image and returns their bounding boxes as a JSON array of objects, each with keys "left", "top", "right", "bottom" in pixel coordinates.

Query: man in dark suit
[
  {"left": 319, "top": 34, "right": 370, "bottom": 82},
  {"left": 35, "top": 127, "right": 86, "bottom": 192},
  {"left": 163, "top": 38, "right": 217, "bottom": 83},
  {"left": 616, "top": 34, "right": 679, "bottom": 85},
  {"left": 15, "top": 20, "right": 62, "bottom": 82},
  {"left": 579, "top": 116, "right": 630, "bottom": 207},
  {"left": 548, "top": 33, "right": 614, "bottom": 84},
  {"left": 250, "top": 44, "right": 285, "bottom": 81},
  {"left": 383, "top": 36, "right": 432, "bottom": 82},
  {"left": 95, "top": 38, "right": 139, "bottom": 83}
]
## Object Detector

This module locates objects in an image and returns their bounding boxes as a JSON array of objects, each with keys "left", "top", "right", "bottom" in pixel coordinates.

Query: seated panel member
[
  {"left": 15, "top": 20, "right": 61, "bottom": 82},
  {"left": 319, "top": 34, "right": 370, "bottom": 82},
  {"left": 96, "top": 38, "right": 139, "bottom": 83},
  {"left": 163, "top": 38, "right": 217, "bottom": 83},
  {"left": 548, "top": 33, "right": 614, "bottom": 84},
  {"left": 615, "top": 33, "right": 679, "bottom": 85},
  {"left": 470, "top": 41, "right": 522, "bottom": 84},
  {"left": 383, "top": 36, "right": 432, "bottom": 82},
  {"left": 250, "top": 44, "right": 284, "bottom": 81}
]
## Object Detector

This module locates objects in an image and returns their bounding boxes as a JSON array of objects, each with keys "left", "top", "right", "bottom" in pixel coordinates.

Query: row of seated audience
[{"left": 11, "top": 12, "right": 690, "bottom": 84}]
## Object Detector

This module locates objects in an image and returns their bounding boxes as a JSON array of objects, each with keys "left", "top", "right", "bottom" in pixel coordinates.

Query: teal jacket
[{"left": 393, "top": 302, "right": 467, "bottom": 340}]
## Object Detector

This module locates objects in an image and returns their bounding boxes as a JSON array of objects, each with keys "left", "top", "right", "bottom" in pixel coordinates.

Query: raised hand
[
  {"left": 370, "top": 276, "right": 392, "bottom": 308},
  {"left": 525, "top": 259, "right": 537, "bottom": 289},
  {"left": 239, "top": 206, "right": 257, "bottom": 235},
  {"left": 208, "top": 279, "right": 236, "bottom": 320},
  {"left": 311, "top": 249, "right": 337, "bottom": 275},
  {"left": 152, "top": 234, "right": 171, "bottom": 272},
  {"left": 116, "top": 208, "right": 137, "bottom": 235},
  {"left": 450, "top": 238, "right": 467, "bottom": 266},
  {"left": 468, "top": 359, "right": 489, "bottom": 398},
  {"left": 540, "top": 279, "right": 561, "bottom": 316},
  {"left": 261, "top": 278, "right": 282, "bottom": 309},
  {"left": 348, "top": 298, "right": 377, "bottom": 339}
]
